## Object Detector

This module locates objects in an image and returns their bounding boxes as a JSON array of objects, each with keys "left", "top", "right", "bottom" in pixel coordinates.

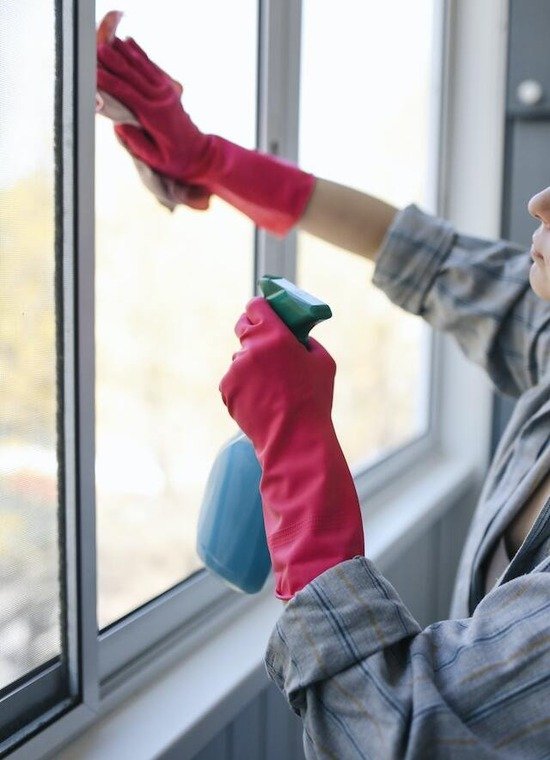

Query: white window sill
[
  {"left": 55, "top": 453, "right": 476, "bottom": 760},
  {"left": 364, "top": 452, "right": 477, "bottom": 573},
  {"left": 56, "top": 591, "right": 281, "bottom": 760}
]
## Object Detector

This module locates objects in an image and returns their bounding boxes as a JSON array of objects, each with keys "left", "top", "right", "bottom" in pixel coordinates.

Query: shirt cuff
[
  {"left": 265, "top": 557, "right": 421, "bottom": 712},
  {"left": 372, "top": 204, "right": 456, "bottom": 314}
]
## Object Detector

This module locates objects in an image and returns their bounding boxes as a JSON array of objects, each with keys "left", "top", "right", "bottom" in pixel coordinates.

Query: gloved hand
[
  {"left": 96, "top": 37, "right": 316, "bottom": 236},
  {"left": 219, "top": 297, "right": 364, "bottom": 600}
]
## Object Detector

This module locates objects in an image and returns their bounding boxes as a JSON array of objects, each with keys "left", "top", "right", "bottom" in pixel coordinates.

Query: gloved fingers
[
  {"left": 122, "top": 36, "right": 154, "bottom": 64},
  {"left": 306, "top": 335, "right": 336, "bottom": 364},
  {"left": 124, "top": 38, "right": 181, "bottom": 93},
  {"left": 96, "top": 10, "right": 123, "bottom": 45},
  {"left": 245, "top": 297, "right": 294, "bottom": 343},
  {"left": 183, "top": 185, "right": 211, "bottom": 210},
  {"left": 237, "top": 297, "right": 290, "bottom": 349},
  {"left": 245, "top": 296, "right": 275, "bottom": 325},
  {"left": 218, "top": 372, "right": 242, "bottom": 412},
  {"left": 115, "top": 123, "right": 157, "bottom": 161},
  {"left": 112, "top": 37, "right": 174, "bottom": 92},
  {"left": 307, "top": 336, "right": 337, "bottom": 381},
  {"left": 219, "top": 351, "right": 253, "bottom": 411},
  {"left": 218, "top": 370, "right": 230, "bottom": 408},
  {"left": 111, "top": 38, "right": 162, "bottom": 88},
  {"left": 234, "top": 311, "right": 254, "bottom": 341},
  {"left": 98, "top": 42, "right": 159, "bottom": 99},
  {"left": 245, "top": 296, "right": 321, "bottom": 358},
  {"left": 97, "top": 65, "right": 149, "bottom": 116}
]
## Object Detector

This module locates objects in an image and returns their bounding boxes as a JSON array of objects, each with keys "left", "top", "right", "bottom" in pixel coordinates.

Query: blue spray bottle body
[{"left": 196, "top": 276, "right": 332, "bottom": 593}]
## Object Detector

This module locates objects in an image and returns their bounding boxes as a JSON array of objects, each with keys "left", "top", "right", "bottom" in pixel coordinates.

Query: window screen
[
  {"left": 297, "top": 0, "right": 435, "bottom": 470},
  {"left": 95, "top": 1, "right": 258, "bottom": 629},
  {"left": 0, "top": 0, "right": 62, "bottom": 693}
]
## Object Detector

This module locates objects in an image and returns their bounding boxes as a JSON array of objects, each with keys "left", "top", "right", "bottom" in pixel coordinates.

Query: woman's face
[{"left": 528, "top": 186, "right": 550, "bottom": 300}]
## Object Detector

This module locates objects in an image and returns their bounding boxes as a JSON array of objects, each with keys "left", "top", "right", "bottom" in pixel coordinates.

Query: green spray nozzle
[{"left": 258, "top": 275, "right": 332, "bottom": 345}]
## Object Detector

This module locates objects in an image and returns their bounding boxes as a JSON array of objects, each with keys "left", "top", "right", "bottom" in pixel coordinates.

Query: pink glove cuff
[{"left": 199, "top": 137, "right": 316, "bottom": 237}]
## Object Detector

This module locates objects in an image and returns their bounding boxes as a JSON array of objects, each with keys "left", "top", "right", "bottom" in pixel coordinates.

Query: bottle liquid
[{"left": 196, "top": 275, "right": 332, "bottom": 593}]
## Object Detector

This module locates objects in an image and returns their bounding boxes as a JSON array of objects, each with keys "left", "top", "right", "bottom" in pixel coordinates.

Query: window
[
  {"left": 1, "top": 1, "right": 460, "bottom": 755},
  {"left": 94, "top": 0, "right": 258, "bottom": 630},
  {"left": 297, "top": 0, "right": 436, "bottom": 474}
]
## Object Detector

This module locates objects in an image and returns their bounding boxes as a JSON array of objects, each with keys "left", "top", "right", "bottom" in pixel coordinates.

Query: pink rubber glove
[
  {"left": 96, "top": 38, "right": 315, "bottom": 236},
  {"left": 219, "top": 298, "right": 364, "bottom": 600}
]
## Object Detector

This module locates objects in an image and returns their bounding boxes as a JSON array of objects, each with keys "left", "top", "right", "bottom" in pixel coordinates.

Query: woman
[{"left": 97, "top": 33, "right": 550, "bottom": 759}]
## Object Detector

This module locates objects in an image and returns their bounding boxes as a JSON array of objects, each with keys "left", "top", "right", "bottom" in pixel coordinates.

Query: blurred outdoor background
[{"left": 0, "top": 0, "right": 60, "bottom": 689}]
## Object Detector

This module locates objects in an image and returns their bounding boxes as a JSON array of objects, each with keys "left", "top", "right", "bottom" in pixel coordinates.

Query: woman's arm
[
  {"left": 298, "top": 178, "right": 398, "bottom": 263},
  {"left": 267, "top": 557, "right": 550, "bottom": 759},
  {"left": 97, "top": 28, "right": 398, "bottom": 252}
]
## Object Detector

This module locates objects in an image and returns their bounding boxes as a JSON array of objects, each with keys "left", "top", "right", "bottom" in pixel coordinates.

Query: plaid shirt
[{"left": 265, "top": 205, "right": 550, "bottom": 758}]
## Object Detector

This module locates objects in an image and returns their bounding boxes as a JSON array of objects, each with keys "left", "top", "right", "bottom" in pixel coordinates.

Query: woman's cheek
[{"left": 529, "top": 259, "right": 550, "bottom": 300}]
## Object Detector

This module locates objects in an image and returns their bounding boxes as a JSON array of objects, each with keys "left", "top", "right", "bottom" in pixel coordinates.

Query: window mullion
[
  {"left": 70, "top": 0, "right": 99, "bottom": 710},
  {"left": 255, "top": 0, "right": 302, "bottom": 286}
]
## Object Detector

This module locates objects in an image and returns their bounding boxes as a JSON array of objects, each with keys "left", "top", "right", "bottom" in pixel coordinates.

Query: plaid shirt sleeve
[
  {"left": 372, "top": 204, "right": 550, "bottom": 397},
  {"left": 265, "top": 557, "right": 550, "bottom": 759}
]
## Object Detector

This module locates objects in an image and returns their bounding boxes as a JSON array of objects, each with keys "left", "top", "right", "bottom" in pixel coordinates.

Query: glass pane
[
  {"left": 298, "top": 0, "right": 435, "bottom": 469},
  {"left": 0, "top": 0, "right": 60, "bottom": 689},
  {"left": 95, "top": 2, "right": 258, "bottom": 628}
]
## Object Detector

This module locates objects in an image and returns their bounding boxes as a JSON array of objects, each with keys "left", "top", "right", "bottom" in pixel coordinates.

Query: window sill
[
  {"left": 363, "top": 451, "right": 477, "bottom": 573},
  {"left": 55, "top": 453, "right": 477, "bottom": 760}
]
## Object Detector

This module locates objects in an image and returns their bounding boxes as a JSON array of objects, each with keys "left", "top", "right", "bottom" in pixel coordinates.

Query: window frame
[
  {"left": 3, "top": 0, "right": 502, "bottom": 756},
  {"left": 0, "top": 0, "right": 98, "bottom": 755}
]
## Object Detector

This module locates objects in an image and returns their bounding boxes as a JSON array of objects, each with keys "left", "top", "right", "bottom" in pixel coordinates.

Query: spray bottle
[{"left": 196, "top": 275, "right": 332, "bottom": 593}]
